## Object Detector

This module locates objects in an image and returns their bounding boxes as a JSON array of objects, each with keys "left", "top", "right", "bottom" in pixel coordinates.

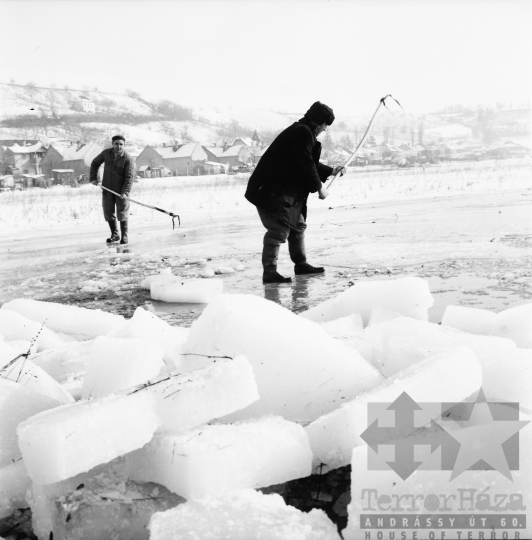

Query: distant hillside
[{"left": 0, "top": 83, "right": 157, "bottom": 120}]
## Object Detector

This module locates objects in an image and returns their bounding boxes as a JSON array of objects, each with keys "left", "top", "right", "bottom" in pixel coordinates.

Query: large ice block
[
  {"left": 0, "top": 379, "right": 61, "bottom": 468},
  {"left": 0, "top": 460, "right": 31, "bottom": 519},
  {"left": 300, "top": 277, "right": 434, "bottom": 325},
  {"left": 28, "top": 457, "right": 128, "bottom": 540},
  {"left": 498, "top": 302, "right": 532, "bottom": 348},
  {"left": 126, "top": 416, "right": 313, "bottom": 499},
  {"left": 1, "top": 356, "right": 74, "bottom": 403},
  {"left": 1, "top": 299, "right": 124, "bottom": 339},
  {"left": 151, "top": 277, "right": 224, "bottom": 303},
  {"left": 81, "top": 336, "right": 164, "bottom": 399},
  {"left": 52, "top": 481, "right": 183, "bottom": 540},
  {"left": 441, "top": 304, "right": 500, "bottom": 336},
  {"left": 305, "top": 346, "right": 482, "bottom": 472},
  {"left": 343, "top": 412, "right": 532, "bottom": 540},
  {"left": 320, "top": 313, "right": 364, "bottom": 337},
  {"left": 180, "top": 294, "right": 382, "bottom": 422},
  {"left": 17, "top": 390, "right": 159, "bottom": 484},
  {"left": 107, "top": 307, "right": 189, "bottom": 364},
  {"left": 0, "top": 310, "right": 65, "bottom": 351},
  {"left": 149, "top": 489, "right": 341, "bottom": 540},
  {"left": 30, "top": 340, "right": 94, "bottom": 400},
  {"left": 143, "top": 355, "right": 259, "bottom": 432},
  {"left": 363, "top": 316, "right": 529, "bottom": 406},
  {"left": 140, "top": 273, "right": 180, "bottom": 290}
]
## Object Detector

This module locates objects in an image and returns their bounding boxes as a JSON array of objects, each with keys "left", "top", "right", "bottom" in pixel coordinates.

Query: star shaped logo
[{"left": 436, "top": 389, "right": 529, "bottom": 481}]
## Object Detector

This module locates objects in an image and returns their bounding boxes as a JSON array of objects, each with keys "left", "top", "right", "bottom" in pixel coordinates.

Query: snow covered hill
[{"left": 0, "top": 83, "right": 155, "bottom": 120}]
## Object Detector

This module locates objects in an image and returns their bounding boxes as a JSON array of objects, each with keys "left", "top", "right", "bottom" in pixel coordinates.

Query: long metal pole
[
  {"left": 327, "top": 94, "right": 402, "bottom": 188},
  {"left": 100, "top": 185, "right": 180, "bottom": 228}
]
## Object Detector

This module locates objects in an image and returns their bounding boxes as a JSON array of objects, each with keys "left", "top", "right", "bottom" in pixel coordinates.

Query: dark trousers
[
  {"left": 102, "top": 191, "right": 130, "bottom": 222},
  {"left": 257, "top": 207, "right": 307, "bottom": 269}
]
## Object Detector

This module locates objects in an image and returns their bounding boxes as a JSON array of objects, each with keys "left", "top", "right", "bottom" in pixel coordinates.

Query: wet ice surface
[
  {"left": 1, "top": 189, "right": 531, "bottom": 326},
  {"left": 1, "top": 187, "right": 532, "bottom": 539}
]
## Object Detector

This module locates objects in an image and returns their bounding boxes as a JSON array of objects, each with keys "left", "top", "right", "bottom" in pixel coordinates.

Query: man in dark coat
[
  {"left": 90, "top": 135, "right": 135, "bottom": 245},
  {"left": 245, "top": 101, "right": 345, "bottom": 283}
]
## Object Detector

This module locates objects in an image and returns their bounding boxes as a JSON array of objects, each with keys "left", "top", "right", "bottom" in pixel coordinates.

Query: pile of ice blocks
[{"left": 0, "top": 275, "right": 530, "bottom": 539}]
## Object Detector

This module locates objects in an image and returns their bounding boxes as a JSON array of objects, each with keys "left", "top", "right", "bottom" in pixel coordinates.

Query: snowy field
[
  {"left": 0, "top": 158, "right": 530, "bottom": 230},
  {"left": 1, "top": 157, "right": 532, "bottom": 539}
]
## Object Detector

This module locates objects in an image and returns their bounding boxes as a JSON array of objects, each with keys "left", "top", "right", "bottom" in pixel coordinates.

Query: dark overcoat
[
  {"left": 245, "top": 121, "right": 333, "bottom": 227},
  {"left": 90, "top": 149, "right": 135, "bottom": 196}
]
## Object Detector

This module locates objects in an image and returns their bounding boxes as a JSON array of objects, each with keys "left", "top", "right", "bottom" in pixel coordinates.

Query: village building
[
  {"left": 1, "top": 142, "right": 46, "bottom": 175},
  {"left": 202, "top": 146, "right": 224, "bottom": 162},
  {"left": 232, "top": 136, "right": 254, "bottom": 147},
  {"left": 162, "top": 142, "right": 209, "bottom": 176},
  {"left": 252, "top": 129, "right": 263, "bottom": 147},
  {"left": 61, "top": 141, "right": 103, "bottom": 178},
  {"left": 40, "top": 145, "right": 67, "bottom": 178},
  {"left": 72, "top": 95, "right": 96, "bottom": 114},
  {"left": 216, "top": 145, "right": 252, "bottom": 169},
  {"left": 136, "top": 145, "right": 172, "bottom": 174}
]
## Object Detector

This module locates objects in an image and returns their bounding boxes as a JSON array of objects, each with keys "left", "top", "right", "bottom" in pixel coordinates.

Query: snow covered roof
[
  {"left": 61, "top": 141, "right": 103, "bottom": 163},
  {"left": 8, "top": 142, "right": 45, "bottom": 154},
  {"left": 220, "top": 145, "right": 243, "bottom": 157},
  {"left": 233, "top": 137, "right": 254, "bottom": 147},
  {"left": 154, "top": 146, "right": 176, "bottom": 158},
  {"left": 171, "top": 142, "right": 200, "bottom": 158},
  {"left": 204, "top": 146, "right": 224, "bottom": 157}
]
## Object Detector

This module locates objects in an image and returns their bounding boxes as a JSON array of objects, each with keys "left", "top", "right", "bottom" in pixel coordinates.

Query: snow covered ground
[
  {"left": 0, "top": 158, "right": 531, "bottom": 324},
  {"left": 1, "top": 157, "right": 532, "bottom": 539}
]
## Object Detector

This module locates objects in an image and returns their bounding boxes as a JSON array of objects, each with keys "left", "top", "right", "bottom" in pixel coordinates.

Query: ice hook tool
[
  {"left": 100, "top": 185, "right": 181, "bottom": 229},
  {"left": 327, "top": 94, "right": 403, "bottom": 189}
]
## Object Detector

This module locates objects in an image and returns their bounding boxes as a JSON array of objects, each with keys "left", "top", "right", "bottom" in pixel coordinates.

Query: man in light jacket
[
  {"left": 90, "top": 135, "right": 135, "bottom": 244},
  {"left": 245, "top": 101, "right": 345, "bottom": 283}
]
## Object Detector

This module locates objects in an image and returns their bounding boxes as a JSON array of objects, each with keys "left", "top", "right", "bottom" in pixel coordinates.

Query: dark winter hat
[
  {"left": 112, "top": 135, "right": 126, "bottom": 142},
  {"left": 304, "top": 101, "right": 335, "bottom": 126}
]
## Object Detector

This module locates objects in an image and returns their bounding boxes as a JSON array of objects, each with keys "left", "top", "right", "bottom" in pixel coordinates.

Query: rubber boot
[
  {"left": 119, "top": 221, "right": 129, "bottom": 245},
  {"left": 289, "top": 237, "right": 324, "bottom": 275},
  {"left": 262, "top": 243, "right": 291, "bottom": 283},
  {"left": 106, "top": 220, "right": 120, "bottom": 244}
]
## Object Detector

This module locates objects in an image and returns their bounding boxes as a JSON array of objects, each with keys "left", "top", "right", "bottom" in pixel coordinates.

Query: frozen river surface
[{"left": 1, "top": 188, "right": 531, "bottom": 326}]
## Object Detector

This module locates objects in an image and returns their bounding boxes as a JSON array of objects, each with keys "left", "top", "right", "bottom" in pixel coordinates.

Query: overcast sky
[{"left": 1, "top": 0, "right": 531, "bottom": 117}]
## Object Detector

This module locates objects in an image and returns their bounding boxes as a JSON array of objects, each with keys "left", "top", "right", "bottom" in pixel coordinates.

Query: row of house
[
  {"left": 325, "top": 139, "right": 529, "bottom": 166},
  {"left": 134, "top": 139, "right": 269, "bottom": 177},
  {"left": 0, "top": 132, "right": 268, "bottom": 187}
]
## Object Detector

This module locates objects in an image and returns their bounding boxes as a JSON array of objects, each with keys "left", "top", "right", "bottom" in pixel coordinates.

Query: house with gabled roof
[
  {"left": 202, "top": 146, "right": 224, "bottom": 162},
  {"left": 232, "top": 136, "right": 254, "bottom": 147},
  {"left": 161, "top": 142, "right": 209, "bottom": 176},
  {"left": 216, "top": 145, "right": 252, "bottom": 169},
  {"left": 1, "top": 142, "right": 46, "bottom": 175},
  {"left": 40, "top": 145, "right": 67, "bottom": 177},
  {"left": 61, "top": 141, "right": 103, "bottom": 177}
]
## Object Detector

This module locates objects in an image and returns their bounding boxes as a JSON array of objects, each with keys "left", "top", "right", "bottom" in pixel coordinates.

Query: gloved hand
[
  {"left": 122, "top": 193, "right": 129, "bottom": 200},
  {"left": 318, "top": 186, "right": 329, "bottom": 200}
]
